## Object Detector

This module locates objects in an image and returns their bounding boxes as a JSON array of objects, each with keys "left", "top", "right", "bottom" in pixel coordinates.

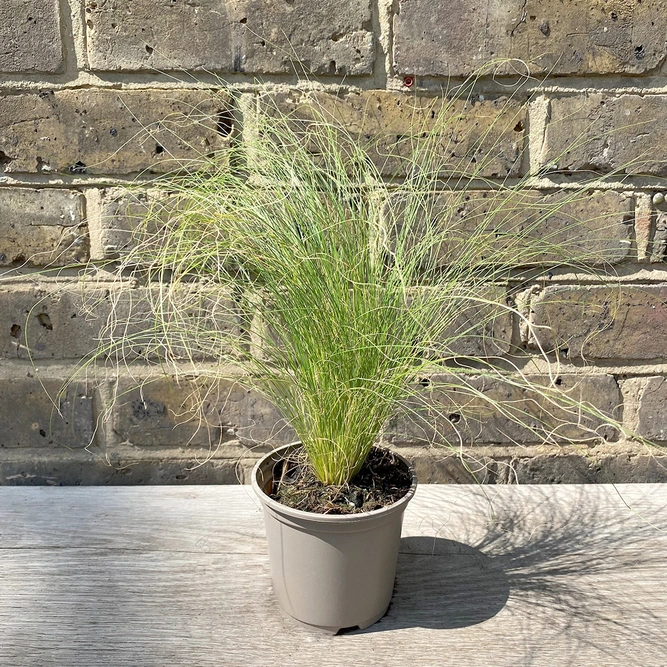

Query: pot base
[{"left": 280, "top": 605, "right": 389, "bottom": 635}]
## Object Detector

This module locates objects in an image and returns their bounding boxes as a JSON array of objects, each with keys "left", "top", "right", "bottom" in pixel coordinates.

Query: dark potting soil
[{"left": 270, "top": 447, "right": 413, "bottom": 515}]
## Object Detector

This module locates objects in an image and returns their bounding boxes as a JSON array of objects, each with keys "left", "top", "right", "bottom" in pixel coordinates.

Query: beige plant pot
[{"left": 252, "top": 443, "right": 417, "bottom": 633}]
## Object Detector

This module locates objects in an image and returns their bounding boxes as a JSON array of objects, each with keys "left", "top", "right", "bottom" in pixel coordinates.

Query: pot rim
[{"left": 251, "top": 442, "right": 418, "bottom": 524}]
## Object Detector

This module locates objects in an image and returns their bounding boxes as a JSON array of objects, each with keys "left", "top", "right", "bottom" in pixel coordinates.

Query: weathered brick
[
  {"left": 95, "top": 188, "right": 182, "bottom": 260},
  {"left": 0, "top": 90, "right": 230, "bottom": 175},
  {"left": 269, "top": 91, "right": 525, "bottom": 178},
  {"left": 394, "top": 0, "right": 667, "bottom": 77},
  {"left": 0, "top": 1, "right": 62, "bottom": 73},
  {"left": 634, "top": 377, "right": 667, "bottom": 441},
  {"left": 96, "top": 189, "right": 153, "bottom": 259},
  {"left": 86, "top": 0, "right": 373, "bottom": 75},
  {"left": 0, "top": 450, "right": 245, "bottom": 485},
  {"left": 0, "top": 283, "right": 110, "bottom": 360},
  {"left": 389, "top": 189, "right": 634, "bottom": 267},
  {"left": 0, "top": 282, "right": 241, "bottom": 361},
  {"left": 0, "top": 189, "right": 87, "bottom": 266},
  {"left": 0, "top": 378, "right": 93, "bottom": 449},
  {"left": 109, "top": 377, "right": 292, "bottom": 448},
  {"left": 428, "top": 287, "right": 513, "bottom": 358},
  {"left": 510, "top": 450, "right": 667, "bottom": 483},
  {"left": 541, "top": 95, "right": 667, "bottom": 176},
  {"left": 529, "top": 285, "right": 667, "bottom": 360},
  {"left": 386, "top": 374, "right": 621, "bottom": 445},
  {"left": 407, "top": 449, "right": 498, "bottom": 484}
]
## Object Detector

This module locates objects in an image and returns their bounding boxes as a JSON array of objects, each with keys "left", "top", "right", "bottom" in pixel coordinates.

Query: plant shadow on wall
[
  {"left": 362, "top": 487, "right": 667, "bottom": 663},
  {"left": 70, "top": 58, "right": 660, "bottom": 484}
]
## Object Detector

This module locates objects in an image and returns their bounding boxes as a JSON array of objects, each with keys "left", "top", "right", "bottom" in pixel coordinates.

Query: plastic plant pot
[{"left": 252, "top": 443, "right": 417, "bottom": 633}]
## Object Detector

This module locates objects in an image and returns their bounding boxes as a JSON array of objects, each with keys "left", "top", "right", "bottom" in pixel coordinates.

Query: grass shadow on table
[{"left": 358, "top": 485, "right": 667, "bottom": 667}]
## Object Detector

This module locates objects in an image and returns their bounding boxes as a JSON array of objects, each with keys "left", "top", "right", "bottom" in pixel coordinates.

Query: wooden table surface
[{"left": 1, "top": 483, "right": 666, "bottom": 666}]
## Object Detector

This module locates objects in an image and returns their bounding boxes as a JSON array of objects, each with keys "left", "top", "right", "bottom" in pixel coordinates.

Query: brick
[
  {"left": 651, "top": 204, "right": 667, "bottom": 262},
  {"left": 86, "top": 0, "right": 373, "bottom": 75},
  {"left": 510, "top": 451, "right": 667, "bottom": 483},
  {"left": 634, "top": 377, "right": 667, "bottom": 441},
  {"left": 96, "top": 189, "right": 153, "bottom": 259},
  {"left": 0, "top": 1, "right": 62, "bottom": 73},
  {"left": 0, "top": 450, "right": 245, "bottom": 485},
  {"left": 0, "top": 283, "right": 110, "bottom": 360},
  {"left": 109, "top": 377, "right": 293, "bottom": 448},
  {"left": 385, "top": 374, "right": 621, "bottom": 445},
  {"left": 529, "top": 285, "right": 667, "bottom": 360},
  {"left": 407, "top": 449, "right": 498, "bottom": 484},
  {"left": 0, "top": 188, "right": 87, "bottom": 266},
  {"left": 394, "top": 0, "right": 667, "bottom": 77},
  {"left": 0, "top": 282, "right": 242, "bottom": 361},
  {"left": 541, "top": 95, "right": 667, "bottom": 176},
  {"left": 270, "top": 91, "right": 525, "bottom": 178},
  {"left": 0, "top": 378, "right": 93, "bottom": 449},
  {"left": 428, "top": 287, "right": 513, "bottom": 358},
  {"left": 96, "top": 188, "right": 182, "bottom": 259},
  {"left": 390, "top": 189, "right": 634, "bottom": 268},
  {"left": 0, "top": 89, "right": 230, "bottom": 176}
]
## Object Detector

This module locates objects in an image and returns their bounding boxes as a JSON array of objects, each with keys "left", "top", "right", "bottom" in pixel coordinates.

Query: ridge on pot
[{"left": 252, "top": 443, "right": 418, "bottom": 634}]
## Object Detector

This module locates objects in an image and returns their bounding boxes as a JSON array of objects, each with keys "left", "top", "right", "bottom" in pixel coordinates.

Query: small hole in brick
[
  {"left": 154, "top": 143, "right": 165, "bottom": 155},
  {"left": 328, "top": 60, "right": 337, "bottom": 74},
  {"left": 239, "top": 17, "right": 247, "bottom": 23},
  {"left": 514, "top": 120, "right": 524, "bottom": 132},
  {"left": 10, "top": 324, "right": 21, "bottom": 338},
  {"left": 555, "top": 377, "right": 563, "bottom": 386},
  {"left": 448, "top": 413, "right": 462, "bottom": 424},
  {"left": 145, "top": 44, "right": 154, "bottom": 55},
  {"left": 69, "top": 161, "right": 87, "bottom": 174},
  {"left": 418, "top": 377, "right": 431, "bottom": 388},
  {"left": 36, "top": 313, "right": 53, "bottom": 330},
  {"left": 39, "top": 429, "right": 46, "bottom": 437},
  {"left": 216, "top": 109, "right": 234, "bottom": 137},
  {"left": 0, "top": 150, "right": 15, "bottom": 171}
]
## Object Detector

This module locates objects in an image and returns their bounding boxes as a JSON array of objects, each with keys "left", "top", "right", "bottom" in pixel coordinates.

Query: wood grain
[{"left": 0, "top": 485, "right": 666, "bottom": 666}]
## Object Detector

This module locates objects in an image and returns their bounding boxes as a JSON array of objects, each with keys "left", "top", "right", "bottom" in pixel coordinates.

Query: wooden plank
[
  {"left": 0, "top": 486, "right": 266, "bottom": 552},
  {"left": 0, "top": 485, "right": 666, "bottom": 666}
]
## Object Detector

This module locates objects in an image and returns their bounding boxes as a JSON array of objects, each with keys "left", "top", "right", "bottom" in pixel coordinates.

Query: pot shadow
[
  {"left": 338, "top": 536, "right": 511, "bottom": 634},
  {"left": 353, "top": 485, "right": 667, "bottom": 666},
  {"left": 385, "top": 536, "right": 510, "bottom": 630}
]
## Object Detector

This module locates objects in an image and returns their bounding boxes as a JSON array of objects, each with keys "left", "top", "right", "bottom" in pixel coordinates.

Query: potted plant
[{"left": 91, "top": 70, "right": 635, "bottom": 632}]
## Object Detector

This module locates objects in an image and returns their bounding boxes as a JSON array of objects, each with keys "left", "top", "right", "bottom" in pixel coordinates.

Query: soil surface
[{"left": 270, "top": 447, "right": 413, "bottom": 515}]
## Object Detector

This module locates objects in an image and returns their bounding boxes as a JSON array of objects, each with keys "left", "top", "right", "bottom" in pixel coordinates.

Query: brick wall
[{"left": 2, "top": 0, "right": 667, "bottom": 484}]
